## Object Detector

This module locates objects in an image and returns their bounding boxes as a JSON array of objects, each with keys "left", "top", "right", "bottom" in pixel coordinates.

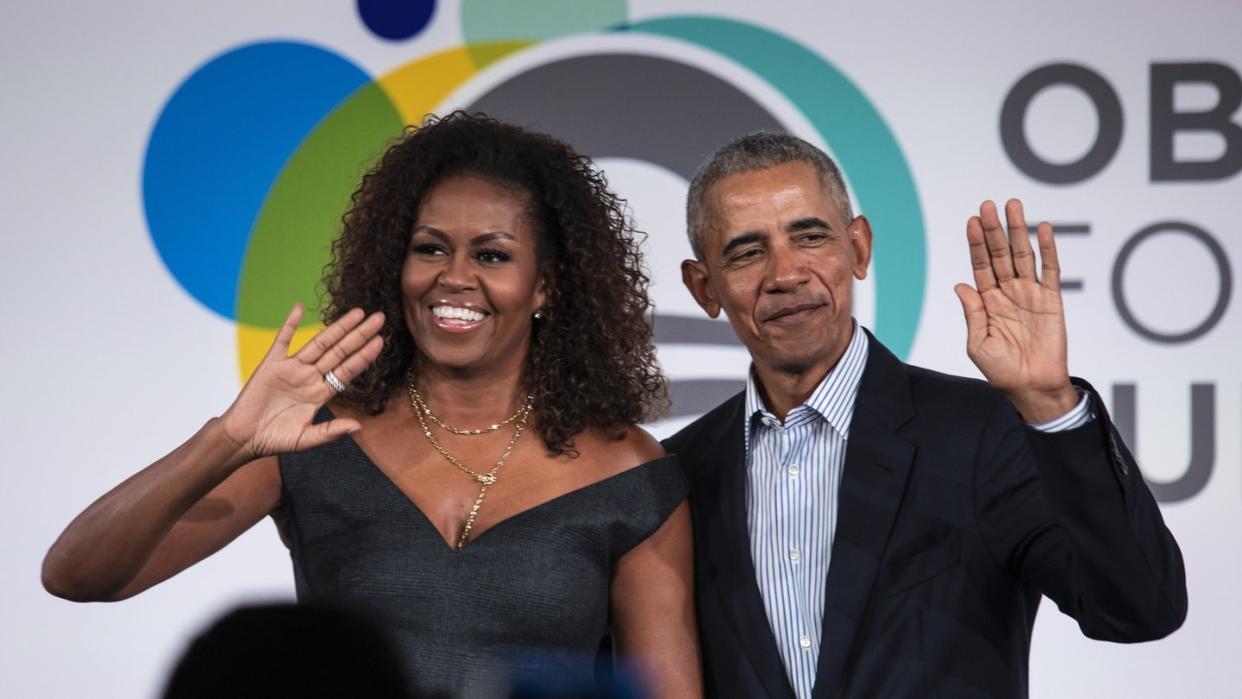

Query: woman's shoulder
[
  {"left": 571, "top": 424, "right": 668, "bottom": 474},
  {"left": 569, "top": 427, "right": 686, "bottom": 561},
  {"left": 564, "top": 425, "right": 684, "bottom": 507}
]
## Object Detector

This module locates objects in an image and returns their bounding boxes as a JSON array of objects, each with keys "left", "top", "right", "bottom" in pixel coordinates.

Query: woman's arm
[
  {"left": 41, "top": 304, "right": 384, "bottom": 601},
  {"left": 42, "top": 431, "right": 278, "bottom": 602},
  {"left": 610, "top": 501, "right": 703, "bottom": 698}
]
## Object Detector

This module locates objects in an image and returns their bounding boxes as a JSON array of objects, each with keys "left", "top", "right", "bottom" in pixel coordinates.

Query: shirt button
[
  {"left": 788, "top": 464, "right": 799, "bottom": 478},
  {"left": 799, "top": 635, "right": 812, "bottom": 649},
  {"left": 789, "top": 548, "right": 800, "bottom": 563}
]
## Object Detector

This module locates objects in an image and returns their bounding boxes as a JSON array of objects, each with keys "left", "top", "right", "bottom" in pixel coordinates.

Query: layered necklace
[{"left": 406, "top": 370, "right": 534, "bottom": 550}]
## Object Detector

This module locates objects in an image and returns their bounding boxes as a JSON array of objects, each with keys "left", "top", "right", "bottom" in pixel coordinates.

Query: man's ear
[
  {"left": 848, "top": 215, "right": 873, "bottom": 281},
  {"left": 681, "top": 259, "right": 721, "bottom": 318}
]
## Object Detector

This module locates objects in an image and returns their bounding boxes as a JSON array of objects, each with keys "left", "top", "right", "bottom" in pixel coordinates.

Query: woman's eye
[
  {"left": 411, "top": 243, "right": 447, "bottom": 256},
  {"left": 476, "top": 249, "right": 513, "bottom": 264}
]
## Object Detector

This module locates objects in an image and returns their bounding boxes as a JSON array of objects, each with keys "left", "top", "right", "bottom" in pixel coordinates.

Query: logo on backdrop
[
  {"left": 999, "top": 60, "right": 1240, "bottom": 502},
  {"left": 142, "top": 0, "right": 925, "bottom": 418}
]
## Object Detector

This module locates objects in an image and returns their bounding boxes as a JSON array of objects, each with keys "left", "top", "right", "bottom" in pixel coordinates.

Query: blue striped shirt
[{"left": 743, "top": 323, "right": 1091, "bottom": 698}]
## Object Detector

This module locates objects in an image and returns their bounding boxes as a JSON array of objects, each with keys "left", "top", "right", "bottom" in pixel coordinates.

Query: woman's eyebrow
[
  {"left": 471, "top": 231, "right": 517, "bottom": 245},
  {"left": 410, "top": 228, "right": 516, "bottom": 244},
  {"left": 412, "top": 225, "right": 448, "bottom": 241}
]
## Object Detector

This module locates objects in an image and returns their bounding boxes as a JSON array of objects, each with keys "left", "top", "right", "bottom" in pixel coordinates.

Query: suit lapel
[
  {"left": 694, "top": 395, "right": 797, "bottom": 699},
  {"left": 812, "top": 335, "right": 916, "bottom": 698}
]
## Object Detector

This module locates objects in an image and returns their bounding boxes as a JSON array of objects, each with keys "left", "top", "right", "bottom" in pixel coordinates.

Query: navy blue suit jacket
[{"left": 663, "top": 332, "right": 1186, "bottom": 698}]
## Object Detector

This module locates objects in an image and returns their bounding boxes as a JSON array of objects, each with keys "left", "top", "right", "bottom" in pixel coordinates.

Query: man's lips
[{"left": 762, "top": 302, "right": 826, "bottom": 323}]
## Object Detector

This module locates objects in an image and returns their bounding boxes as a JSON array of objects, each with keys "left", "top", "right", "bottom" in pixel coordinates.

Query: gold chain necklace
[
  {"left": 406, "top": 376, "right": 534, "bottom": 549},
  {"left": 408, "top": 384, "right": 528, "bottom": 435}
]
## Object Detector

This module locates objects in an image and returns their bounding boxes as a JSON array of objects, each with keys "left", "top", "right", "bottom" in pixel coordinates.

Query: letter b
[{"left": 1151, "top": 62, "right": 1242, "bottom": 181}]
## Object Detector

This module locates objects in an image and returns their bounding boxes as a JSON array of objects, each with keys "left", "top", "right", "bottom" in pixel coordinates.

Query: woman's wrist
[{"left": 203, "top": 417, "right": 257, "bottom": 471}]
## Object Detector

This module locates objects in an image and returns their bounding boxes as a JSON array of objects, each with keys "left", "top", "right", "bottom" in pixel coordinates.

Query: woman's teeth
[{"left": 432, "top": 306, "right": 485, "bottom": 322}]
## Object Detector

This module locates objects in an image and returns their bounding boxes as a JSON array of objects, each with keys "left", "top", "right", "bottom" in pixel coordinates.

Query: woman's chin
[
  {"left": 416, "top": 345, "right": 523, "bottom": 377},
  {"left": 420, "top": 351, "right": 489, "bottom": 373}
]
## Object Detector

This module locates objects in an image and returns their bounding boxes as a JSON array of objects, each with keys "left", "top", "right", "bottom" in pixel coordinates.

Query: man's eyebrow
[
  {"left": 721, "top": 231, "right": 765, "bottom": 257},
  {"left": 787, "top": 217, "right": 832, "bottom": 233}
]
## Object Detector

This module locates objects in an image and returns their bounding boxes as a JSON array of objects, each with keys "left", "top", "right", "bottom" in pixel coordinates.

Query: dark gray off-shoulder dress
[{"left": 277, "top": 412, "right": 687, "bottom": 697}]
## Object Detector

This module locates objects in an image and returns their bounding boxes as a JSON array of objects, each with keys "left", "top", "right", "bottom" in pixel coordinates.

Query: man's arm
[
  {"left": 973, "top": 384, "right": 1187, "bottom": 640},
  {"left": 955, "top": 199, "right": 1186, "bottom": 640}
]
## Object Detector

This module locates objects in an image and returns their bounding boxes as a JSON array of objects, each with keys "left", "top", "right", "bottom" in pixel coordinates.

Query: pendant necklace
[{"left": 406, "top": 372, "right": 534, "bottom": 549}]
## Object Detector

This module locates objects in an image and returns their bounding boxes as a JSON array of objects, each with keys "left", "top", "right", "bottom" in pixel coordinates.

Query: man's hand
[{"left": 954, "top": 199, "right": 1078, "bottom": 423}]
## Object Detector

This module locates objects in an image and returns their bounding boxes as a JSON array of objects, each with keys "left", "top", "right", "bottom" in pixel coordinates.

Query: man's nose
[{"left": 763, "top": 244, "right": 809, "bottom": 292}]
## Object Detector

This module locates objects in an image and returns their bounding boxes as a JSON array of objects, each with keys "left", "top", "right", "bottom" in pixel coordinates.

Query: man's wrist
[
  {"left": 1007, "top": 383, "right": 1080, "bottom": 424},
  {"left": 1026, "top": 387, "right": 1093, "bottom": 432}
]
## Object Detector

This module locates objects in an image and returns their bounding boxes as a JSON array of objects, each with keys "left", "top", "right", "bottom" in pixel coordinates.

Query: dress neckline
[{"left": 323, "top": 406, "right": 676, "bottom": 552}]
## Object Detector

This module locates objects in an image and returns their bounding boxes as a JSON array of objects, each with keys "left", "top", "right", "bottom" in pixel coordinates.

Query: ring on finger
[{"left": 324, "top": 370, "right": 347, "bottom": 394}]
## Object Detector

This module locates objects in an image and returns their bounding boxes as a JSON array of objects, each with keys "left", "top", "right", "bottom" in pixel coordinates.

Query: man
[{"left": 664, "top": 133, "right": 1186, "bottom": 698}]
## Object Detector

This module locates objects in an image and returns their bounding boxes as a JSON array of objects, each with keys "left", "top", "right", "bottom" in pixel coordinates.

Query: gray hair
[{"left": 686, "top": 132, "right": 853, "bottom": 259}]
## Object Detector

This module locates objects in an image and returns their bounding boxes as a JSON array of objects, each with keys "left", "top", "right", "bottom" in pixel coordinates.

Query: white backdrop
[{"left": 4, "top": 1, "right": 1239, "bottom": 697}]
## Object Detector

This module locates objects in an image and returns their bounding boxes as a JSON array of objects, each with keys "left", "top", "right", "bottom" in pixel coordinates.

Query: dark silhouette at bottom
[{"left": 162, "top": 602, "right": 410, "bottom": 699}]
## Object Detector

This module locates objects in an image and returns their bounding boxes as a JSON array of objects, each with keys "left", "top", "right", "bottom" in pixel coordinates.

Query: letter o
[
  {"left": 1112, "top": 221, "right": 1233, "bottom": 343},
  {"left": 1000, "top": 63, "right": 1124, "bottom": 184}
]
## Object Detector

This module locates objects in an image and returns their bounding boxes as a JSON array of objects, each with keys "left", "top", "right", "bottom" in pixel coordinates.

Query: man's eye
[
  {"left": 798, "top": 233, "right": 828, "bottom": 244},
  {"left": 730, "top": 248, "right": 762, "bottom": 262}
]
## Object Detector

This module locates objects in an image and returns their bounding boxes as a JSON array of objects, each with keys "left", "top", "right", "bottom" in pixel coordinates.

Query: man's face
[{"left": 682, "top": 160, "right": 872, "bottom": 377}]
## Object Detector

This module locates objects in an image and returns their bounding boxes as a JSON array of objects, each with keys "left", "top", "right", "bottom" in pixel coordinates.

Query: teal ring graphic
[
  {"left": 627, "top": 17, "right": 926, "bottom": 359},
  {"left": 143, "top": 12, "right": 925, "bottom": 365}
]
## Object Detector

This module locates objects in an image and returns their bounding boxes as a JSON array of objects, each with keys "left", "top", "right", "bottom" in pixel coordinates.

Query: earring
[{"left": 533, "top": 310, "right": 544, "bottom": 320}]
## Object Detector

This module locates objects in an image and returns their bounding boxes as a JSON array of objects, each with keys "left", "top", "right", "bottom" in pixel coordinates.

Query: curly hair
[{"left": 323, "top": 111, "right": 666, "bottom": 454}]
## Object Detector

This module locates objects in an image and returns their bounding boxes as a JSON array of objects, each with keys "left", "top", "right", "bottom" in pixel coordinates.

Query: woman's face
[{"left": 402, "top": 174, "right": 547, "bottom": 379}]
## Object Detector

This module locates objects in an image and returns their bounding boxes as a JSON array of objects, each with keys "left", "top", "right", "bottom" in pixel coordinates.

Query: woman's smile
[{"left": 429, "top": 302, "right": 490, "bottom": 333}]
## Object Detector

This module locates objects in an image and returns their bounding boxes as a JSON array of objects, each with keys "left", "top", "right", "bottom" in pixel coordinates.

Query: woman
[{"left": 43, "top": 112, "right": 701, "bottom": 697}]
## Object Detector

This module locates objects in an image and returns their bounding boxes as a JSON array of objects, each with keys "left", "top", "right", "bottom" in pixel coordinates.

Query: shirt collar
[{"left": 745, "top": 321, "right": 870, "bottom": 440}]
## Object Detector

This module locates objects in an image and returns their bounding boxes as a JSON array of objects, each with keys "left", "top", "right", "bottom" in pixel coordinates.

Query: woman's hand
[
  {"left": 219, "top": 304, "right": 384, "bottom": 460},
  {"left": 41, "top": 301, "right": 384, "bottom": 602}
]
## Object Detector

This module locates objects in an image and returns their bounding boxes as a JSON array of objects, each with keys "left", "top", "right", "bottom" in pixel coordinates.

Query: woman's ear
[{"left": 533, "top": 271, "right": 550, "bottom": 318}]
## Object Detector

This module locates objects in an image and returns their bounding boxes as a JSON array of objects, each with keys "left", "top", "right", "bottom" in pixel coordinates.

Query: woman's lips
[{"left": 429, "top": 303, "right": 488, "bottom": 333}]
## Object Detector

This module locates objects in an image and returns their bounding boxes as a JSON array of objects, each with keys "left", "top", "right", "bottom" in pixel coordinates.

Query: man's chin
[{"left": 758, "top": 350, "right": 836, "bottom": 377}]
